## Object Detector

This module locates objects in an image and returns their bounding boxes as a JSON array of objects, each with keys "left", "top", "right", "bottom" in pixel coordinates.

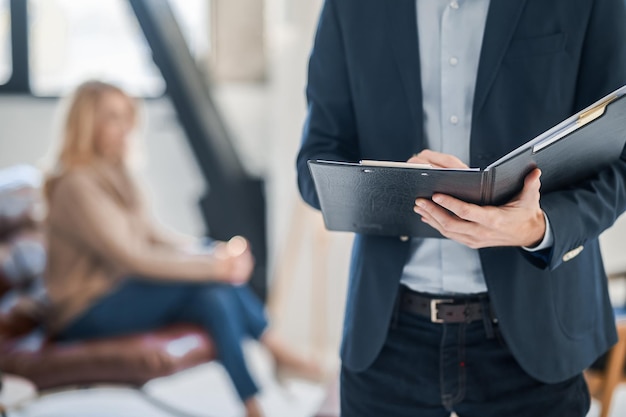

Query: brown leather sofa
[
  {"left": 0, "top": 320, "right": 215, "bottom": 390},
  {"left": 0, "top": 166, "right": 215, "bottom": 390}
]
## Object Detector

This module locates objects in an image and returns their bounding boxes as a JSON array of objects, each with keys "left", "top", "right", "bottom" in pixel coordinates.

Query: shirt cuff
[{"left": 522, "top": 212, "right": 554, "bottom": 252}]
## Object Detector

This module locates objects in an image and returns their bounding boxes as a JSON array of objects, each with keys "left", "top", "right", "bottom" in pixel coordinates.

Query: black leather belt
[{"left": 399, "top": 286, "right": 492, "bottom": 324}]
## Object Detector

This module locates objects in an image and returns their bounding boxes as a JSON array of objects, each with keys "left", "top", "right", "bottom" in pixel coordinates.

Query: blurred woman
[{"left": 43, "top": 81, "right": 321, "bottom": 417}]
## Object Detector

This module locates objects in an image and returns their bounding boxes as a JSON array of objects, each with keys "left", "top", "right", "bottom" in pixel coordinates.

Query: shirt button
[
  {"left": 449, "top": 57, "right": 458, "bottom": 66},
  {"left": 450, "top": 115, "right": 459, "bottom": 125},
  {"left": 450, "top": 1, "right": 459, "bottom": 9}
]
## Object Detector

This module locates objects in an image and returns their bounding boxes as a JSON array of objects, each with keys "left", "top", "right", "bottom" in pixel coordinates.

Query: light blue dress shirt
[{"left": 400, "top": 0, "right": 553, "bottom": 295}]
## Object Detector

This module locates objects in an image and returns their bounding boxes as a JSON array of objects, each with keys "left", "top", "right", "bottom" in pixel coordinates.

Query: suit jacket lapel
[
  {"left": 385, "top": 0, "right": 424, "bottom": 151},
  {"left": 473, "top": 0, "right": 528, "bottom": 117}
]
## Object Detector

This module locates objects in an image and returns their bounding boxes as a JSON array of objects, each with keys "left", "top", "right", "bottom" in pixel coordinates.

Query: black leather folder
[{"left": 308, "top": 86, "right": 626, "bottom": 238}]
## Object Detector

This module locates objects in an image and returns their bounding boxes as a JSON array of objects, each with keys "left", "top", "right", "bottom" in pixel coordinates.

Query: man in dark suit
[{"left": 297, "top": 0, "right": 626, "bottom": 415}]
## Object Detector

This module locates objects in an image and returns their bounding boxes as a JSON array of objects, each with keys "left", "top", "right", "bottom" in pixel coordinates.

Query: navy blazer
[{"left": 297, "top": 0, "right": 626, "bottom": 383}]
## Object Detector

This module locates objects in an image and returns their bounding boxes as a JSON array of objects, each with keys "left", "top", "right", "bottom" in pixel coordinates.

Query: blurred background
[
  {"left": 0, "top": 1, "right": 624, "bottom": 416},
  {"left": 0, "top": 1, "right": 350, "bottom": 416}
]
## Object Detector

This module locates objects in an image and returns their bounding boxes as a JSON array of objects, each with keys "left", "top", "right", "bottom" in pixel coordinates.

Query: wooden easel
[{"left": 267, "top": 198, "right": 333, "bottom": 357}]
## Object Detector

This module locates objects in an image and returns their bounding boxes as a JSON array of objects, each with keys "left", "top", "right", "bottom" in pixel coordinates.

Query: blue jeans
[
  {"left": 56, "top": 278, "right": 268, "bottom": 401},
  {"left": 341, "top": 305, "right": 590, "bottom": 416}
]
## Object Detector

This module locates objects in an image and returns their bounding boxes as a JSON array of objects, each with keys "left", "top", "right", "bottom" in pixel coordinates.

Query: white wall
[{"left": 601, "top": 215, "right": 626, "bottom": 276}]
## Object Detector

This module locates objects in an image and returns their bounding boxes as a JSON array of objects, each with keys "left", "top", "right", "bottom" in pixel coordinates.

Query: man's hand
[
  {"left": 407, "top": 149, "right": 469, "bottom": 169},
  {"left": 414, "top": 168, "right": 546, "bottom": 249}
]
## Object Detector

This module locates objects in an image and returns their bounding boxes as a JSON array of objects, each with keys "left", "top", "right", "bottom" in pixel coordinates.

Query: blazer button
[
  {"left": 400, "top": 236, "right": 409, "bottom": 242},
  {"left": 562, "top": 245, "right": 584, "bottom": 262}
]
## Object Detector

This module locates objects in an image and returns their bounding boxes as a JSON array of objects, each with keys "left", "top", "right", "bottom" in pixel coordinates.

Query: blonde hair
[{"left": 44, "top": 81, "right": 138, "bottom": 201}]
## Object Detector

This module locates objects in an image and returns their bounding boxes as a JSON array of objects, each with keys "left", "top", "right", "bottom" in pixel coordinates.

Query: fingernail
[
  {"left": 433, "top": 195, "right": 443, "bottom": 204},
  {"left": 415, "top": 200, "right": 426, "bottom": 208}
]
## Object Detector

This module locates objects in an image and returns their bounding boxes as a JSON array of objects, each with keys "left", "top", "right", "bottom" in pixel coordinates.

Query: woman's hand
[{"left": 210, "top": 236, "right": 255, "bottom": 285}]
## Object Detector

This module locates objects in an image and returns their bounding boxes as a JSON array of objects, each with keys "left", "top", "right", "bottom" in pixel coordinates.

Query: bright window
[
  {"left": 0, "top": 0, "right": 11, "bottom": 85},
  {"left": 170, "top": 0, "right": 211, "bottom": 61},
  {"left": 28, "top": 0, "right": 210, "bottom": 97}
]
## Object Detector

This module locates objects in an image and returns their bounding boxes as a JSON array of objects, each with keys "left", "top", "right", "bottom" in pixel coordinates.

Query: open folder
[{"left": 308, "top": 86, "right": 626, "bottom": 238}]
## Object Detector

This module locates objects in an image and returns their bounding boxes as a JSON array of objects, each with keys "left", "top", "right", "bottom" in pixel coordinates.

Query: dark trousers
[
  {"left": 56, "top": 279, "right": 268, "bottom": 401},
  {"left": 341, "top": 303, "right": 590, "bottom": 417}
]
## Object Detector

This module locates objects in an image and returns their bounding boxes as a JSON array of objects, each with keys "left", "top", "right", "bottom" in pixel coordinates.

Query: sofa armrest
[{"left": 0, "top": 325, "right": 215, "bottom": 390}]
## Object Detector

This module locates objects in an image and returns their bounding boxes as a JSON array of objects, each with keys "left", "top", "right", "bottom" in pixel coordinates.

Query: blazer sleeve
[
  {"left": 537, "top": 0, "right": 626, "bottom": 270},
  {"left": 296, "top": 0, "right": 361, "bottom": 210},
  {"left": 52, "top": 173, "right": 219, "bottom": 281}
]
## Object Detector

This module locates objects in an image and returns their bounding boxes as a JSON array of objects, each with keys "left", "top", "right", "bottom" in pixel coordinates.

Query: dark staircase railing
[{"left": 128, "top": 0, "right": 267, "bottom": 300}]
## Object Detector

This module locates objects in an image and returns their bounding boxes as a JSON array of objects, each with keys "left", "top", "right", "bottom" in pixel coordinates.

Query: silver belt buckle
[{"left": 430, "top": 299, "right": 453, "bottom": 323}]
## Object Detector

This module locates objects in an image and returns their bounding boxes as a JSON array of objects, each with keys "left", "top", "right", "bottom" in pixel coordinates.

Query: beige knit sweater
[{"left": 44, "top": 160, "right": 215, "bottom": 334}]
